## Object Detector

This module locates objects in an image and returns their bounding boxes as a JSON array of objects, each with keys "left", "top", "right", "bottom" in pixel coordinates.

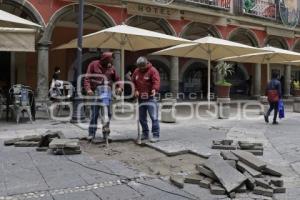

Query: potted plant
[
  {"left": 293, "top": 81, "right": 300, "bottom": 97},
  {"left": 215, "top": 62, "right": 234, "bottom": 98}
]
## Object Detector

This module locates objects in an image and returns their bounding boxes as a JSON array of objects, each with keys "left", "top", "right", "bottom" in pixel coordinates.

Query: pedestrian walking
[
  {"left": 264, "top": 73, "right": 282, "bottom": 125},
  {"left": 132, "top": 57, "right": 161, "bottom": 143},
  {"left": 84, "top": 52, "right": 122, "bottom": 141},
  {"left": 246, "top": 75, "right": 252, "bottom": 96}
]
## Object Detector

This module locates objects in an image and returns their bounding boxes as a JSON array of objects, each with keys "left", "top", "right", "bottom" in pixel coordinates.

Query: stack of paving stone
[
  {"left": 4, "top": 130, "right": 65, "bottom": 149},
  {"left": 3, "top": 130, "right": 81, "bottom": 155},
  {"left": 174, "top": 150, "right": 285, "bottom": 198},
  {"left": 49, "top": 138, "right": 81, "bottom": 155},
  {"left": 4, "top": 134, "right": 42, "bottom": 147},
  {"left": 212, "top": 140, "right": 264, "bottom": 155}
]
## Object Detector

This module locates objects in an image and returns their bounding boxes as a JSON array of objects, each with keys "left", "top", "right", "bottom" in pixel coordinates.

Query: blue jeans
[
  {"left": 88, "top": 101, "right": 112, "bottom": 138},
  {"left": 139, "top": 98, "right": 160, "bottom": 138}
]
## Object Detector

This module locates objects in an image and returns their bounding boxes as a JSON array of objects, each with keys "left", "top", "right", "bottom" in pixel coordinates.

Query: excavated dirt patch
[{"left": 80, "top": 140, "right": 206, "bottom": 176}]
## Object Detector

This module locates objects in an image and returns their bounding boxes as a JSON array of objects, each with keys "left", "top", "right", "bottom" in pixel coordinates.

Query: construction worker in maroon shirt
[
  {"left": 132, "top": 57, "right": 161, "bottom": 143},
  {"left": 84, "top": 52, "right": 122, "bottom": 141}
]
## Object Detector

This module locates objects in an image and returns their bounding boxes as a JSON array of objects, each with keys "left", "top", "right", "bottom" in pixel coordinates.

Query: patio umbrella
[
  {"left": 152, "top": 36, "right": 267, "bottom": 104},
  {"left": 220, "top": 46, "right": 300, "bottom": 81},
  {"left": 0, "top": 10, "right": 41, "bottom": 52},
  {"left": 283, "top": 60, "right": 300, "bottom": 66},
  {"left": 0, "top": 10, "right": 41, "bottom": 28},
  {"left": 54, "top": 24, "right": 190, "bottom": 81}
]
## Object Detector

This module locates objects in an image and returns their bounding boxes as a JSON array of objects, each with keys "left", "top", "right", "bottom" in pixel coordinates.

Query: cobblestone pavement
[{"left": 0, "top": 103, "right": 299, "bottom": 199}]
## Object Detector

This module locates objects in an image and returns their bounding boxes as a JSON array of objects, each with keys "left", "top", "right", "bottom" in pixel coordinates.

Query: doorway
[{"left": 0, "top": 52, "right": 11, "bottom": 93}]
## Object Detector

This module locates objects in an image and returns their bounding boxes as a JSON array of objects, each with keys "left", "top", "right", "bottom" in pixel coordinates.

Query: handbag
[{"left": 267, "top": 90, "right": 279, "bottom": 102}]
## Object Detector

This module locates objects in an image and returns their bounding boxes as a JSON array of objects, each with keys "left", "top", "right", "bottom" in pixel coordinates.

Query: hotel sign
[
  {"left": 127, "top": 2, "right": 180, "bottom": 20},
  {"left": 153, "top": 0, "right": 174, "bottom": 5}
]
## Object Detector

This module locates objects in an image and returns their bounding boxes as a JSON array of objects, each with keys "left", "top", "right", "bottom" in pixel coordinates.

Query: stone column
[
  {"left": 254, "top": 63, "right": 261, "bottom": 99},
  {"left": 170, "top": 57, "right": 179, "bottom": 98},
  {"left": 284, "top": 65, "right": 291, "bottom": 98},
  {"left": 113, "top": 50, "right": 121, "bottom": 77},
  {"left": 36, "top": 42, "right": 50, "bottom": 101}
]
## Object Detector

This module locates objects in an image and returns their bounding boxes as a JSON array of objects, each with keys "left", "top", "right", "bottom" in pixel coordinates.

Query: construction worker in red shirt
[
  {"left": 84, "top": 52, "right": 122, "bottom": 141},
  {"left": 132, "top": 57, "right": 161, "bottom": 143}
]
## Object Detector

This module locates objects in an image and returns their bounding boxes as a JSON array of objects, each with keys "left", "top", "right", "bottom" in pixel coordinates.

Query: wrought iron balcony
[
  {"left": 242, "top": 0, "right": 277, "bottom": 20},
  {"left": 176, "top": 0, "right": 231, "bottom": 10},
  {"left": 278, "top": 1, "right": 300, "bottom": 28}
]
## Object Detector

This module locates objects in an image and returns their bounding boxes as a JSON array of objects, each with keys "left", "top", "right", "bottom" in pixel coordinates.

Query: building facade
[{"left": 1, "top": 0, "right": 300, "bottom": 100}]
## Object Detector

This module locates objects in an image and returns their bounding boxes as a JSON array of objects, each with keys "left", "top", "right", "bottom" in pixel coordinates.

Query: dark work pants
[{"left": 266, "top": 101, "right": 279, "bottom": 123}]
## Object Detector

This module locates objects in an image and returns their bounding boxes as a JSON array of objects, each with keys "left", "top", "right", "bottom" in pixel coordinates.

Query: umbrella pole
[
  {"left": 121, "top": 48, "right": 125, "bottom": 82},
  {"left": 267, "top": 62, "right": 270, "bottom": 82},
  {"left": 120, "top": 48, "right": 125, "bottom": 112},
  {"left": 208, "top": 56, "right": 211, "bottom": 109}
]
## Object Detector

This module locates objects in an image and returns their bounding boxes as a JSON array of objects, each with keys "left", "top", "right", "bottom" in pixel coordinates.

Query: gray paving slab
[
  {"left": 53, "top": 191, "right": 100, "bottom": 200},
  {"left": 204, "top": 155, "right": 247, "bottom": 193},
  {"left": 232, "top": 150, "right": 267, "bottom": 170},
  {"left": 36, "top": 198, "right": 54, "bottom": 200},
  {"left": 183, "top": 183, "right": 228, "bottom": 200},
  {"left": 127, "top": 179, "right": 196, "bottom": 199},
  {"left": 0, "top": 182, "right": 7, "bottom": 196},
  {"left": 236, "top": 161, "right": 262, "bottom": 177},
  {"left": 0, "top": 151, "right": 49, "bottom": 195},
  {"left": 93, "top": 184, "right": 142, "bottom": 200}
]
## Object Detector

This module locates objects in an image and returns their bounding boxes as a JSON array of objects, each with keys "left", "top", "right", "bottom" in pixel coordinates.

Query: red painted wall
[
  {"left": 28, "top": 0, "right": 69, "bottom": 24},
  {"left": 49, "top": 26, "right": 96, "bottom": 81}
]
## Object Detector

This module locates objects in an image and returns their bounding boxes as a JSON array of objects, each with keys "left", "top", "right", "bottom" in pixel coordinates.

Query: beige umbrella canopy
[
  {"left": 220, "top": 46, "right": 300, "bottom": 81},
  {"left": 54, "top": 24, "right": 191, "bottom": 81},
  {"left": 0, "top": 9, "right": 41, "bottom": 52},
  {"left": 283, "top": 60, "right": 300, "bottom": 66},
  {"left": 152, "top": 36, "right": 267, "bottom": 103},
  {"left": 0, "top": 10, "right": 41, "bottom": 28}
]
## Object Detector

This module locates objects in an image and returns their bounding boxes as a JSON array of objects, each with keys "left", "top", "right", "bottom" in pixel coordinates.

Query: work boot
[
  {"left": 102, "top": 124, "right": 110, "bottom": 140},
  {"left": 87, "top": 136, "right": 94, "bottom": 142},
  {"left": 272, "top": 121, "right": 279, "bottom": 125},
  {"left": 141, "top": 134, "right": 149, "bottom": 140},
  {"left": 150, "top": 137, "right": 159, "bottom": 143}
]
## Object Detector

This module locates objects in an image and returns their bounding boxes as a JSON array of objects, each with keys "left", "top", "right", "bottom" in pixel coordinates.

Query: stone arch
[
  {"left": 264, "top": 35, "right": 289, "bottom": 49},
  {"left": 125, "top": 15, "right": 176, "bottom": 36},
  {"left": 180, "top": 59, "right": 209, "bottom": 96},
  {"left": 180, "top": 59, "right": 209, "bottom": 81},
  {"left": 41, "top": 3, "right": 116, "bottom": 43},
  {"left": 147, "top": 55, "right": 171, "bottom": 93},
  {"left": 0, "top": 0, "right": 45, "bottom": 27},
  {"left": 228, "top": 28, "right": 259, "bottom": 47},
  {"left": 227, "top": 63, "right": 249, "bottom": 95},
  {"left": 180, "top": 22, "right": 222, "bottom": 40}
]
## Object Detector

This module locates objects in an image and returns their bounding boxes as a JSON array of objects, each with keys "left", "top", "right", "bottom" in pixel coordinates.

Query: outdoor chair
[
  {"left": 7, "top": 84, "right": 35, "bottom": 123},
  {"left": 49, "top": 81, "right": 74, "bottom": 117}
]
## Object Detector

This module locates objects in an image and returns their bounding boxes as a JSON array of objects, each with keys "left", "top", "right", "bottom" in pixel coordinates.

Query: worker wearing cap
[
  {"left": 132, "top": 57, "right": 161, "bottom": 143},
  {"left": 84, "top": 52, "right": 122, "bottom": 141}
]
